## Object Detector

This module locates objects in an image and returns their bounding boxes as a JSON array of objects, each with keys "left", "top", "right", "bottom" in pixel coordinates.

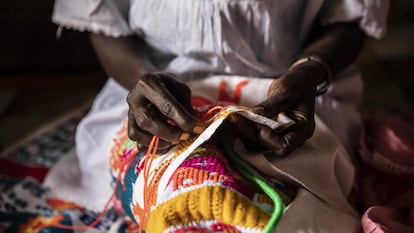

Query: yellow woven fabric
[{"left": 146, "top": 186, "right": 270, "bottom": 232}]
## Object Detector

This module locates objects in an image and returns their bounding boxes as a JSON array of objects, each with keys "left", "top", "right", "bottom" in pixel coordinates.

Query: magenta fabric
[{"left": 359, "top": 113, "right": 414, "bottom": 233}]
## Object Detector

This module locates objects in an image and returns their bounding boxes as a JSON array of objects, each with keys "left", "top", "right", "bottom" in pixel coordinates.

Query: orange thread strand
[
  {"left": 139, "top": 135, "right": 160, "bottom": 231},
  {"left": 205, "top": 105, "right": 225, "bottom": 117},
  {"left": 48, "top": 146, "right": 137, "bottom": 231},
  {"left": 50, "top": 105, "right": 228, "bottom": 232}
]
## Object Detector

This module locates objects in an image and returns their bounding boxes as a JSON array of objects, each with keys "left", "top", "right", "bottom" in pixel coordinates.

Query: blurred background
[{"left": 0, "top": 0, "right": 413, "bottom": 151}]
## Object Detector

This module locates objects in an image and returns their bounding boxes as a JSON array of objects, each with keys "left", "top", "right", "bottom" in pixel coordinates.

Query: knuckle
[
  {"left": 136, "top": 75, "right": 153, "bottom": 91},
  {"left": 275, "top": 139, "right": 289, "bottom": 156},
  {"left": 258, "top": 127, "right": 273, "bottom": 140},
  {"left": 129, "top": 129, "right": 152, "bottom": 145},
  {"left": 128, "top": 127, "right": 138, "bottom": 141},
  {"left": 126, "top": 91, "right": 143, "bottom": 107},
  {"left": 267, "top": 143, "right": 288, "bottom": 157},
  {"left": 136, "top": 112, "right": 152, "bottom": 129},
  {"left": 282, "top": 135, "right": 291, "bottom": 148},
  {"left": 137, "top": 143, "right": 147, "bottom": 152},
  {"left": 126, "top": 92, "right": 135, "bottom": 104},
  {"left": 143, "top": 72, "right": 161, "bottom": 84},
  {"left": 276, "top": 147, "right": 288, "bottom": 157},
  {"left": 161, "top": 101, "right": 173, "bottom": 116},
  {"left": 139, "top": 73, "right": 153, "bottom": 83}
]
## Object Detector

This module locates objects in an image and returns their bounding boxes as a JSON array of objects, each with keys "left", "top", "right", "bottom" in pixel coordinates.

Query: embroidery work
[{"left": 109, "top": 105, "right": 295, "bottom": 233}]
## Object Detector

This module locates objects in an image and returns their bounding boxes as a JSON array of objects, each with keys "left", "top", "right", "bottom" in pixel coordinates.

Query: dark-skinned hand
[
  {"left": 232, "top": 61, "right": 328, "bottom": 158},
  {"left": 126, "top": 72, "right": 197, "bottom": 153}
]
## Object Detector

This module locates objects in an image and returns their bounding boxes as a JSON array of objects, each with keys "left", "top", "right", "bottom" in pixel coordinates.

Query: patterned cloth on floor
[{"left": 0, "top": 110, "right": 138, "bottom": 233}]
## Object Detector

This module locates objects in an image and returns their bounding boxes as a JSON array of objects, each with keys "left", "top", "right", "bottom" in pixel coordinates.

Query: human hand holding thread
[
  {"left": 126, "top": 72, "right": 197, "bottom": 153},
  {"left": 232, "top": 61, "right": 328, "bottom": 157}
]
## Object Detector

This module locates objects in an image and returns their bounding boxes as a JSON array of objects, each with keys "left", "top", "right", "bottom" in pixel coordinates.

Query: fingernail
[
  {"left": 179, "top": 132, "right": 190, "bottom": 141},
  {"left": 192, "top": 124, "right": 204, "bottom": 135}
]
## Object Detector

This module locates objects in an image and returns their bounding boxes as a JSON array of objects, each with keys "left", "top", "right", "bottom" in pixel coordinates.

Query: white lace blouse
[{"left": 52, "top": 0, "right": 389, "bottom": 77}]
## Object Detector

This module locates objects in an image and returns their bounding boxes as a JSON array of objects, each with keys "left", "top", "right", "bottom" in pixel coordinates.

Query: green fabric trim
[{"left": 221, "top": 130, "right": 284, "bottom": 233}]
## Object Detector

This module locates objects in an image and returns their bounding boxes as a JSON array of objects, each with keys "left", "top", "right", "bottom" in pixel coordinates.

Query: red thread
[{"left": 50, "top": 105, "right": 227, "bottom": 232}]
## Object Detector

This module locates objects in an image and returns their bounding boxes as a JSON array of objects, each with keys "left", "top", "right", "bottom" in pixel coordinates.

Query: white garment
[
  {"left": 53, "top": 0, "right": 388, "bottom": 76},
  {"left": 44, "top": 79, "right": 128, "bottom": 209},
  {"left": 46, "top": 0, "right": 388, "bottom": 213}
]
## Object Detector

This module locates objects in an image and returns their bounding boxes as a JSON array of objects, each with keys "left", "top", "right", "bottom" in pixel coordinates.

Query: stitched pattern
[{"left": 109, "top": 106, "right": 296, "bottom": 232}]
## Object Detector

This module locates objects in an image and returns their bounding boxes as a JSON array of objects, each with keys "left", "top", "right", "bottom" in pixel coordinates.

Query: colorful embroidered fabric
[
  {"left": 0, "top": 112, "right": 139, "bottom": 233},
  {"left": 109, "top": 106, "right": 296, "bottom": 233},
  {"left": 0, "top": 105, "right": 295, "bottom": 233}
]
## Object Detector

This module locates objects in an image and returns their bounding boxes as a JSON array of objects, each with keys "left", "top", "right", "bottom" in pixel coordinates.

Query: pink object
[
  {"left": 361, "top": 114, "right": 414, "bottom": 175},
  {"left": 362, "top": 206, "right": 414, "bottom": 233},
  {"left": 359, "top": 113, "right": 414, "bottom": 233}
]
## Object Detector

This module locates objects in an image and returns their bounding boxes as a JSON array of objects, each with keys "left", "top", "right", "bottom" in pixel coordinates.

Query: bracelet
[{"left": 289, "top": 55, "right": 332, "bottom": 95}]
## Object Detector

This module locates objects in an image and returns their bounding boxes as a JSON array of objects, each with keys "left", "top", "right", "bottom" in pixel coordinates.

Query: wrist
[
  {"left": 129, "top": 67, "right": 158, "bottom": 88},
  {"left": 289, "top": 55, "right": 332, "bottom": 95}
]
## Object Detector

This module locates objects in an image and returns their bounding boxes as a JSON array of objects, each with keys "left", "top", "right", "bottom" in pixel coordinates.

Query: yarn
[
  {"left": 51, "top": 105, "right": 291, "bottom": 232},
  {"left": 221, "top": 129, "right": 284, "bottom": 233}
]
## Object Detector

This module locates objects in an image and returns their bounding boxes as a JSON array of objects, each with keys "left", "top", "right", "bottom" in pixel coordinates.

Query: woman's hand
[
  {"left": 127, "top": 72, "right": 197, "bottom": 153},
  {"left": 233, "top": 61, "right": 328, "bottom": 157}
]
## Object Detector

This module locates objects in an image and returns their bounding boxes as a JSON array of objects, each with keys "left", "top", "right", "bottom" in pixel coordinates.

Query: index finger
[
  {"left": 137, "top": 78, "right": 196, "bottom": 132},
  {"left": 258, "top": 103, "right": 315, "bottom": 157},
  {"left": 258, "top": 119, "right": 313, "bottom": 157},
  {"left": 252, "top": 93, "right": 292, "bottom": 119}
]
